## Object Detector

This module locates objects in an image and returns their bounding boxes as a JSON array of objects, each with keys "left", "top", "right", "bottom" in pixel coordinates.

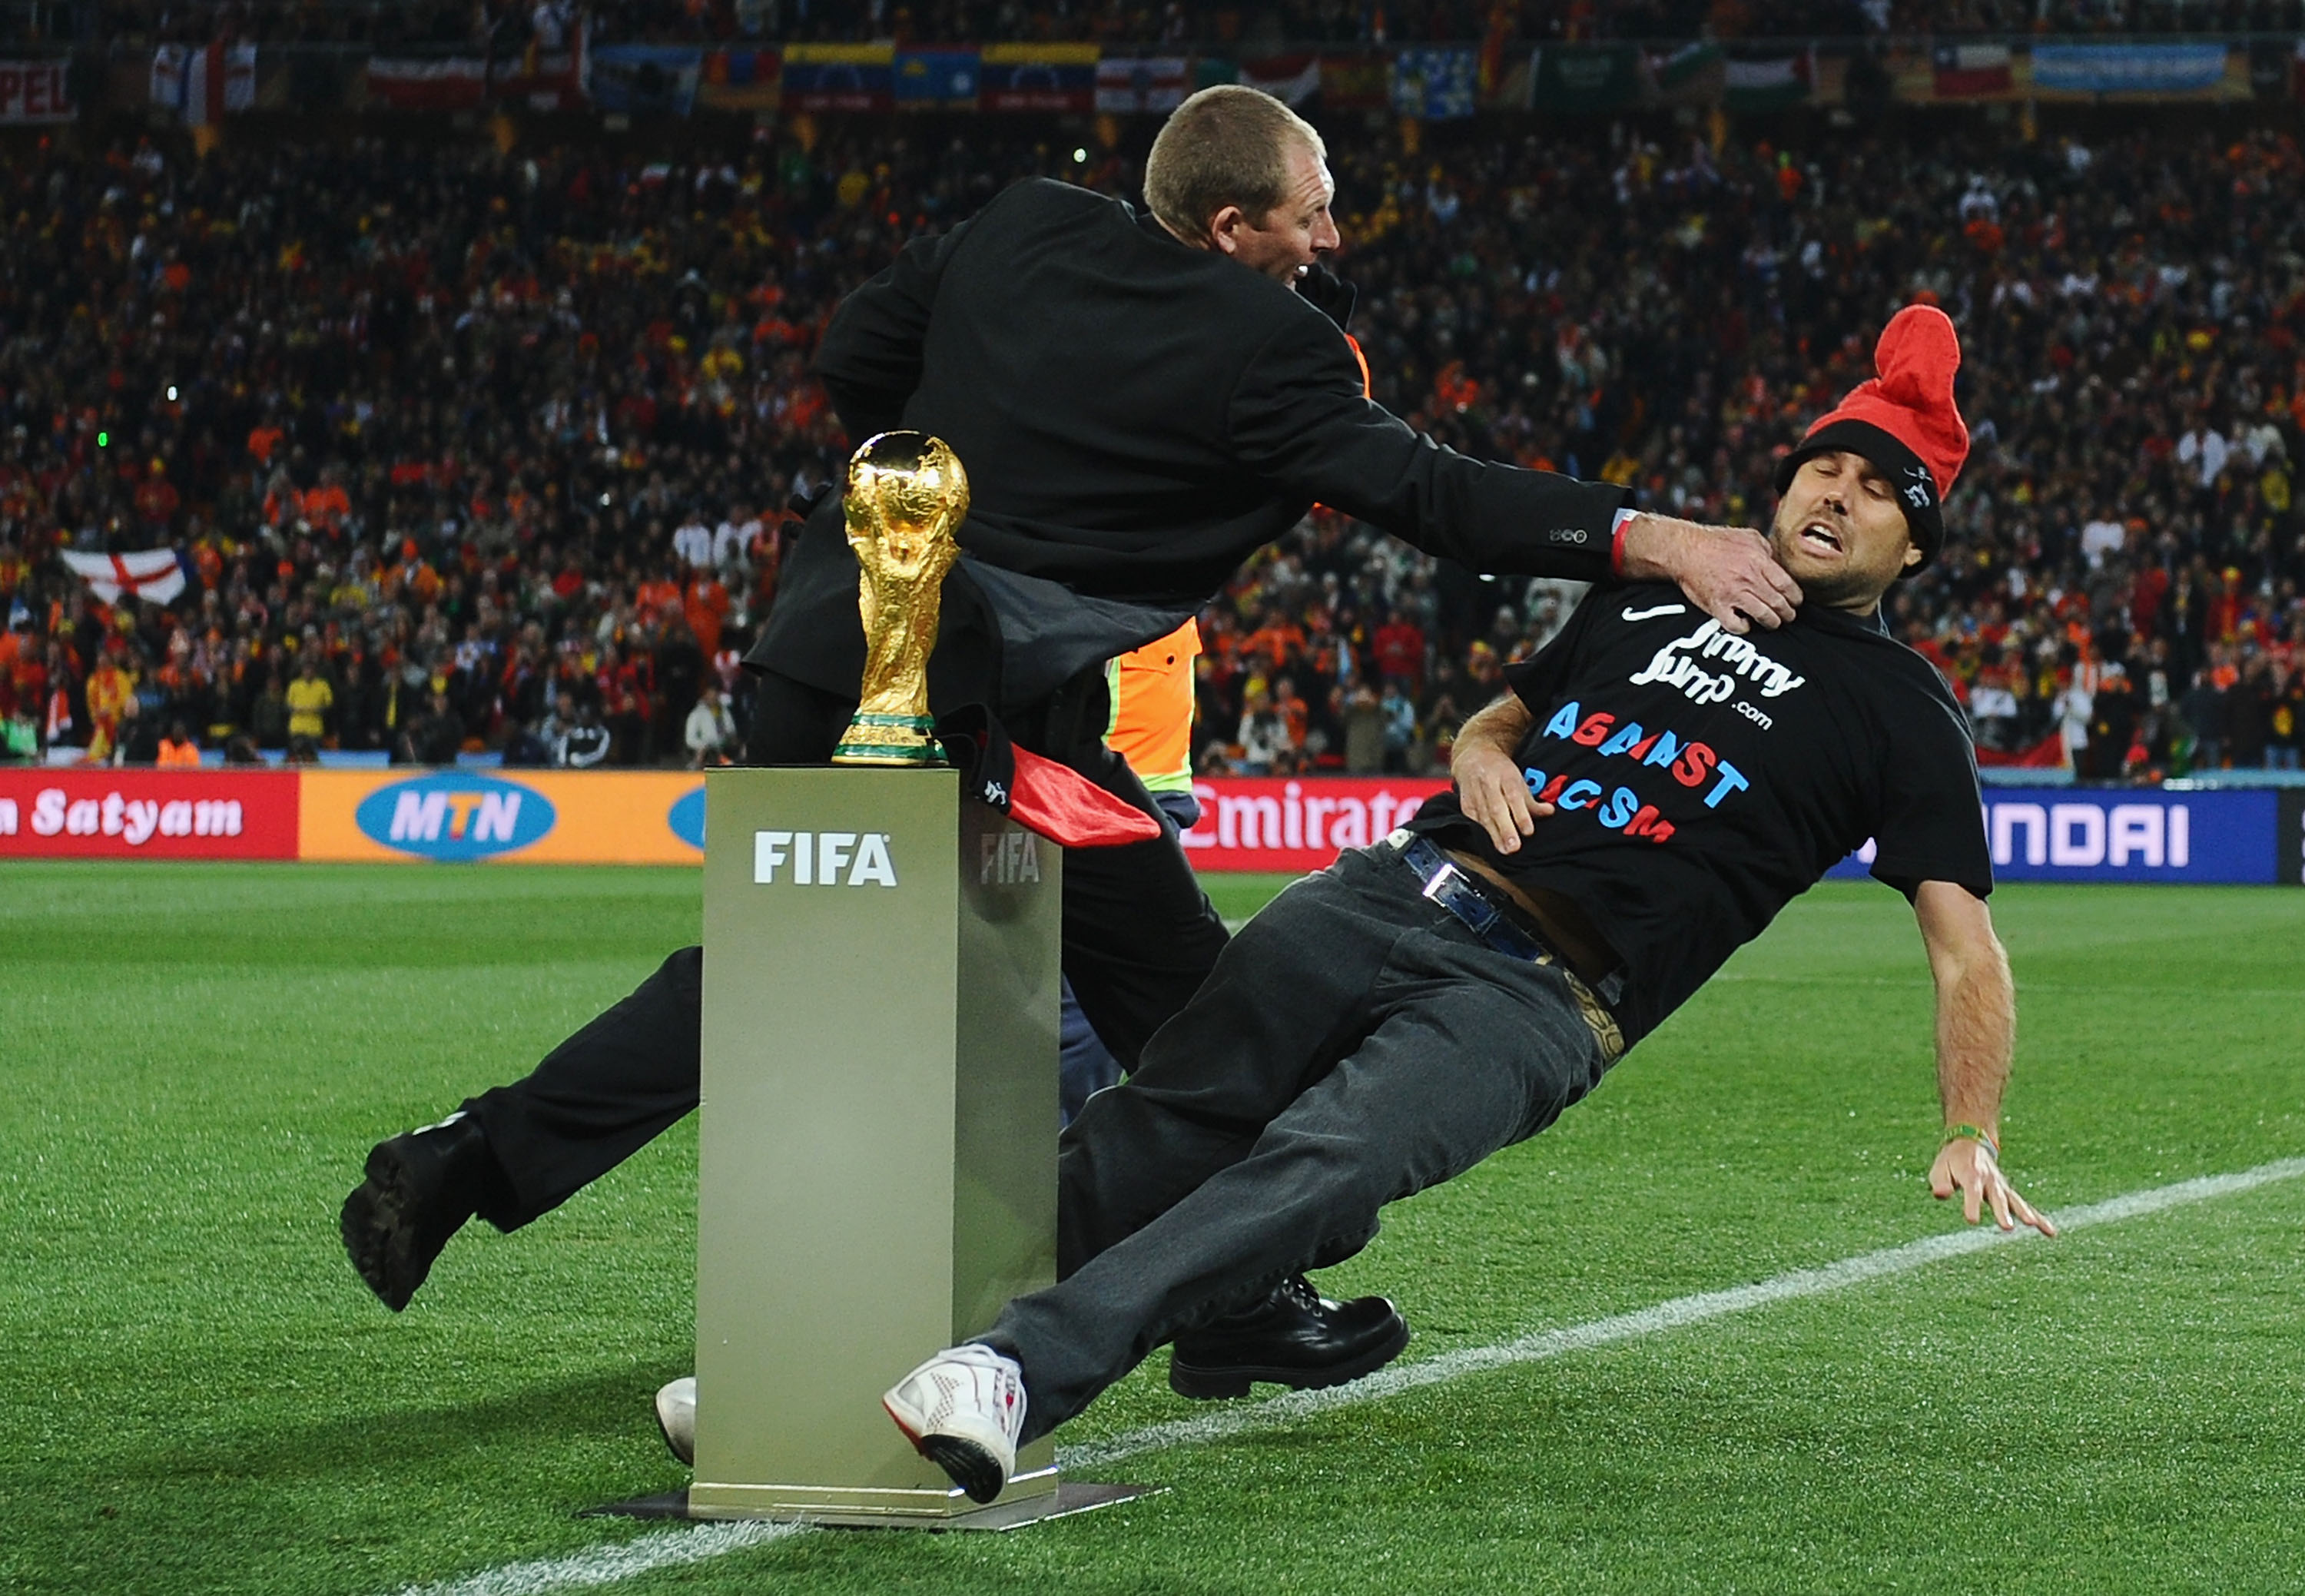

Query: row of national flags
[
  {"left": 771, "top": 45, "right": 1478, "bottom": 118},
  {"left": 781, "top": 42, "right": 1103, "bottom": 113},
  {"left": 161, "top": 34, "right": 2274, "bottom": 124},
  {"left": 357, "top": 40, "right": 1482, "bottom": 119},
  {"left": 1907, "top": 38, "right": 2251, "bottom": 101},
  {"left": 568, "top": 38, "right": 2270, "bottom": 118}
]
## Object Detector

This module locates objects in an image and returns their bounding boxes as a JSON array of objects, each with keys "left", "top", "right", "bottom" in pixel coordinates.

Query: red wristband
[{"left": 1609, "top": 509, "right": 1636, "bottom": 579}]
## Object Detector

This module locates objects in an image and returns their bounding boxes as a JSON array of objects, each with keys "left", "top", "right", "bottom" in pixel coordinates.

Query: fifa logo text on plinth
[{"left": 751, "top": 828, "right": 900, "bottom": 887}]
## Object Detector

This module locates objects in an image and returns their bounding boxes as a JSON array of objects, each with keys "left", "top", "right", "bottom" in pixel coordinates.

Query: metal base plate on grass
[{"left": 583, "top": 1482, "right": 1159, "bottom": 1531}]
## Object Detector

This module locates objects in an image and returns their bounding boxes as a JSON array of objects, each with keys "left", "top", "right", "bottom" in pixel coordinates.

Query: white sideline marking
[
  {"left": 391, "top": 1520, "right": 808, "bottom": 1596},
  {"left": 1063, "top": 1154, "right": 2305, "bottom": 1472},
  {"left": 392, "top": 1156, "right": 2305, "bottom": 1596}
]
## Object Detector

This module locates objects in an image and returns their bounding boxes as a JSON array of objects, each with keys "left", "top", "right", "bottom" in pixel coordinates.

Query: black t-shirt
[{"left": 1406, "top": 582, "right": 1991, "bottom": 1047}]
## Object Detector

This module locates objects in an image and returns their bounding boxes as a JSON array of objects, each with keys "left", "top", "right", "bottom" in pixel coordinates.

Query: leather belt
[
  {"left": 1387, "top": 833, "right": 1628, "bottom": 1061},
  {"left": 1397, "top": 834, "right": 1563, "bottom": 965}
]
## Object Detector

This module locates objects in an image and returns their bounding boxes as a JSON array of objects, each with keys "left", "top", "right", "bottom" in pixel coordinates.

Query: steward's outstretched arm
[
  {"left": 1615, "top": 515, "right": 1800, "bottom": 635},
  {"left": 1225, "top": 314, "right": 1799, "bottom": 631},
  {"left": 1913, "top": 881, "right": 2055, "bottom": 1236}
]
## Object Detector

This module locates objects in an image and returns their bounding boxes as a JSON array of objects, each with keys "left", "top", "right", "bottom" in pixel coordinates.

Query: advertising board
[
  {"left": 1824, "top": 787, "right": 2278, "bottom": 886},
  {"left": 0, "top": 768, "right": 298, "bottom": 860},
  {"left": 298, "top": 770, "right": 706, "bottom": 864},
  {"left": 1, "top": 769, "right": 2292, "bottom": 881},
  {"left": 1178, "top": 778, "right": 2285, "bottom": 884},
  {"left": 1177, "top": 777, "right": 1449, "bottom": 873},
  {"left": 0, "top": 59, "right": 74, "bottom": 124}
]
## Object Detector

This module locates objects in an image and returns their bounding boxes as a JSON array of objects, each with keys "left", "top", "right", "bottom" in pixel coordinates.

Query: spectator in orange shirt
[
  {"left": 1242, "top": 607, "right": 1307, "bottom": 670},
  {"left": 156, "top": 721, "right": 202, "bottom": 766},
  {"left": 1273, "top": 674, "right": 1310, "bottom": 749},
  {"left": 682, "top": 571, "right": 729, "bottom": 659},
  {"left": 635, "top": 565, "right": 683, "bottom": 624},
  {"left": 300, "top": 468, "right": 352, "bottom": 535},
  {"left": 248, "top": 422, "right": 284, "bottom": 465}
]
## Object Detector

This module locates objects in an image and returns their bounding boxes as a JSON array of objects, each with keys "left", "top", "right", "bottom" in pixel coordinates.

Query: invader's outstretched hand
[{"left": 1929, "top": 1136, "right": 2056, "bottom": 1237}]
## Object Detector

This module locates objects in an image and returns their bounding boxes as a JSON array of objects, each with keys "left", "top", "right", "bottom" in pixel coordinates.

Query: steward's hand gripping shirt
[{"left": 1405, "top": 582, "right": 1992, "bottom": 1048}]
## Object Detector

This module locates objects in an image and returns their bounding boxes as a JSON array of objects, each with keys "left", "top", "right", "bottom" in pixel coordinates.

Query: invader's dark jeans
[
  {"left": 460, "top": 668, "right": 1229, "bottom": 1231},
  {"left": 980, "top": 841, "right": 1620, "bottom": 1442}
]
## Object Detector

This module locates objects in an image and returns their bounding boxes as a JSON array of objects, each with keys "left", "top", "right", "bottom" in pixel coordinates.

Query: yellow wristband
[{"left": 1942, "top": 1123, "right": 1999, "bottom": 1160}]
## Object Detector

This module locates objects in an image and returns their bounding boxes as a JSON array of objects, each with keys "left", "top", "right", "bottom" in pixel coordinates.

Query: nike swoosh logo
[{"left": 1621, "top": 602, "right": 1687, "bottom": 622}]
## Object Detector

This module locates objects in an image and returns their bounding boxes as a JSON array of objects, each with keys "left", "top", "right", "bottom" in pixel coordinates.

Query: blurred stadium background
[
  {"left": 2, "top": 6, "right": 2305, "bottom": 785},
  {"left": 3, "top": 3, "right": 2304, "bottom": 1593}
]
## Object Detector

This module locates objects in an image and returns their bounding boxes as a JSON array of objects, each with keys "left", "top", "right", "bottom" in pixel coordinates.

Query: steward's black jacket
[{"left": 749, "top": 178, "right": 1632, "bottom": 711}]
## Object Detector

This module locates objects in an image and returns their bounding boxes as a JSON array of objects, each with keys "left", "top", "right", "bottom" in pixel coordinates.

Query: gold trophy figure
[{"left": 831, "top": 432, "right": 968, "bottom": 765}]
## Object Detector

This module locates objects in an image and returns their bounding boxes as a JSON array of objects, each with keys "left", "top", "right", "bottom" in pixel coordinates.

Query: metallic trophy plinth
[
  {"left": 689, "top": 765, "right": 1074, "bottom": 1525},
  {"left": 592, "top": 433, "right": 1149, "bottom": 1531}
]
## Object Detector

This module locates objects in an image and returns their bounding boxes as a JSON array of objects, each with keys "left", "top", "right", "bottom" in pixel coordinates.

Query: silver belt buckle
[{"left": 1419, "top": 860, "right": 1459, "bottom": 901}]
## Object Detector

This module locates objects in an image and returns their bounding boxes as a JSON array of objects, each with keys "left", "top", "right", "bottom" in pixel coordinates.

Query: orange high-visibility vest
[{"left": 1104, "top": 619, "right": 1201, "bottom": 795}]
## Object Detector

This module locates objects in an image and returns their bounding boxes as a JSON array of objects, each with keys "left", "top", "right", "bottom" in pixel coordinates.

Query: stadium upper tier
[{"left": 16, "top": 0, "right": 2305, "bottom": 50}]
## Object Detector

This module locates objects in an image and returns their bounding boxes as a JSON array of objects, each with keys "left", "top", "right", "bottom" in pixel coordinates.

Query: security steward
[
  {"left": 340, "top": 87, "right": 1803, "bottom": 1405},
  {"left": 1060, "top": 618, "right": 1206, "bottom": 1124}
]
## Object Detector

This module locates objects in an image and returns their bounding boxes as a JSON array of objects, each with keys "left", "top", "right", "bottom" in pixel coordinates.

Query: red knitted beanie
[{"left": 1773, "top": 305, "right": 1969, "bottom": 568}]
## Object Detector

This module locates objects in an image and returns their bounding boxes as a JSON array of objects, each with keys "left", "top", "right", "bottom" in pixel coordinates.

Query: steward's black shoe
[
  {"left": 340, "top": 1112, "right": 489, "bottom": 1312},
  {"left": 1169, "top": 1275, "right": 1409, "bottom": 1400}
]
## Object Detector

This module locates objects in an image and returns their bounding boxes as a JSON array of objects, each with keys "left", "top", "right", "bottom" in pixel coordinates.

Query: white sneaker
[
  {"left": 881, "top": 1343, "right": 1026, "bottom": 1505},
  {"left": 655, "top": 1376, "right": 696, "bottom": 1466}
]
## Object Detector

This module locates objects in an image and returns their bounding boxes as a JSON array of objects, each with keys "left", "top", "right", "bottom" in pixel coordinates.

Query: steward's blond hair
[{"left": 1144, "top": 85, "right": 1326, "bottom": 243}]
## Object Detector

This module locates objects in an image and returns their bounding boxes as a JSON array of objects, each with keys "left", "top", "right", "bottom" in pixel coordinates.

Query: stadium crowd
[
  {"left": 54, "top": 0, "right": 2305, "bottom": 50},
  {"left": 2, "top": 111, "right": 2302, "bottom": 778}
]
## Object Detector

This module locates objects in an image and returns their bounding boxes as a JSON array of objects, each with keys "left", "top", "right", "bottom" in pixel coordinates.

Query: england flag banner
[
  {"left": 60, "top": 548, "right": 187, "bottom": 606},
  {"left": 151, "top": 42, "right": 255, "bottom": 124},
  {"left": 1237, "top": 53, "right": 1321, "bottom": 106},
  {"left": 1094, "top": 56, "right": 1186, "bottom": 114}
]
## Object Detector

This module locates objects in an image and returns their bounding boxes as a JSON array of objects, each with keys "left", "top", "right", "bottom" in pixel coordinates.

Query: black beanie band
[{"left": 1774, "top": 419, "right": 1945, "bottom": 573}]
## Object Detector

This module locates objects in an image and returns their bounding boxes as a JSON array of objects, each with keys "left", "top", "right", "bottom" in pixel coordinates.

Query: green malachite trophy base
[
  {"left": 625, "top": 765, "right": 1136, "bottom": 1530},
  {"left": 830, "top": 711, "right": 940, "bottom": 766}
]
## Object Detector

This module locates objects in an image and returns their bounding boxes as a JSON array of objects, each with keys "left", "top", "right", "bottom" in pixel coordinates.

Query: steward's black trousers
[{"left": 463, "top": 668, "right": 1229, "bottom": 1231}]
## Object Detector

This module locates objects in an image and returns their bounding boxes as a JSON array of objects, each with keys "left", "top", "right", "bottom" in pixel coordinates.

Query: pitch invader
[{"left": 881, "top": 306, "right": 2059, "bottom": 1505}]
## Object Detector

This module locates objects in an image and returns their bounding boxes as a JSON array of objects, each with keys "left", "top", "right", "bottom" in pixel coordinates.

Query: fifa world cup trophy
[{"left": 831, "top": 432, "right": 968, "bottom": 765}]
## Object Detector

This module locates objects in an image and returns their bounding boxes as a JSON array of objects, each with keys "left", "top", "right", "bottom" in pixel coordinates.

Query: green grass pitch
[{"left": 3, "top": 863, "right": 2303, "bottom": 1595}]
